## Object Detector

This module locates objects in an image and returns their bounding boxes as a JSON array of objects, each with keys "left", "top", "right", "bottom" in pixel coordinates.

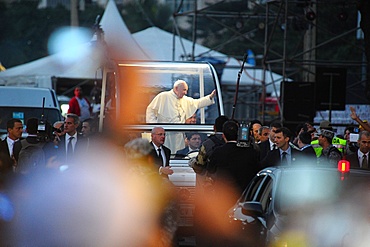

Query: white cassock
[{"left": 146, "top": 89, "right": 215, "bottom": 152}]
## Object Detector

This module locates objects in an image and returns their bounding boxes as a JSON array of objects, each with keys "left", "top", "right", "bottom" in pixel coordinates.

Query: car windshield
[{"left": 275, "top": 168, "right": 370, "bottom": 215}]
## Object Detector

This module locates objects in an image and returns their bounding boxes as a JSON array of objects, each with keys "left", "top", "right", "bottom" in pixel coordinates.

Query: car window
[
  {"left": 258, "top": 177, "right": 273, "bottom": 212},
  {"left": 275, "top": 170, "right": 341, "bottom": 215},
  {"left": 242, "top": 175, "right": 267, "bottom": 202}
]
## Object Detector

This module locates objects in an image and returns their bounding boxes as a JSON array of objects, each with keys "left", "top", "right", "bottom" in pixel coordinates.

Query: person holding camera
[{"left": 13, "top": 118, "right": 46, "bottom": 174}]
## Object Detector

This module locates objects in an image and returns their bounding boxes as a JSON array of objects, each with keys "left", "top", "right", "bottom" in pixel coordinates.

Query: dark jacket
[
  {"left": 261, "top": 147, "right": 302, "bottom": 168},
  {"left": 345, "top": 152, "right": 370, "bottom": 170},
  {"left": 149, "top": 142, "right": 171, "bottom": 178},
  {"left": 208, "top": 142, "right": 261, "bottom": 194}
]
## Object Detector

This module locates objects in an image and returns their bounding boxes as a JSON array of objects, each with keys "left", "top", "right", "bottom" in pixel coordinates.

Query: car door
[{"left": 228, "top": 173, "right": 273, "bottom": 246}]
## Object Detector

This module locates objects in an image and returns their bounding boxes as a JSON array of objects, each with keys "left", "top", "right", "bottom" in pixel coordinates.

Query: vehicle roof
[
  {"left": 0, "top": 86, "right": 58, "bottom": 108},
  {"left": 259, "top": 165, "right": 370, "bottom": 215},
  {"left": 259, "top": 165, "right": 370, "bottom": 176}
]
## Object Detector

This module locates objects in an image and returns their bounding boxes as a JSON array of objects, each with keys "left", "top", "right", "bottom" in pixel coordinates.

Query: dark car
[{"left": 227, "top": 162, "right": 370, "bottom": 247}]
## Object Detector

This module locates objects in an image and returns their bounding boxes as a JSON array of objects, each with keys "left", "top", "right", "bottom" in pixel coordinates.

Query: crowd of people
[{"left": 0, "top": 80, "right": 369, "bottom": 246}]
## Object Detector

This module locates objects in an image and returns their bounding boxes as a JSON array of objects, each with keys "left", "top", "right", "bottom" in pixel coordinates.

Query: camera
[
  {"left": 237, "top": 121, "right": 251, "bottom": 147},
  {"left": 37, "top": 119, "right": 53, "bottom": 142}
]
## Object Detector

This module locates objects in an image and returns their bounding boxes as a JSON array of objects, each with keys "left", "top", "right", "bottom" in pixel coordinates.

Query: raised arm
[{"left": 350, "top": 106, "right": 370, "bottom": 132}]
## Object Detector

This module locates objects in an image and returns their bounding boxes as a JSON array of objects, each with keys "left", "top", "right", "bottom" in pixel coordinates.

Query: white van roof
[{"left": 0, "top": 86, "right": 59, "bottom": 108}]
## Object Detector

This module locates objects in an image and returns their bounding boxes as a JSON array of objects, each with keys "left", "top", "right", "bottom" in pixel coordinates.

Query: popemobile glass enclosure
[
  {"left": 98, "top": 61, "right": 225, "bottom": 229},
  {"left": 99, "top": 61, "right": 225, "bottom": 153}
]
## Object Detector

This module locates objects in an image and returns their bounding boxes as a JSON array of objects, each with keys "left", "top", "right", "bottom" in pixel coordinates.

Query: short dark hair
[
  {"left": 299, "top": 131, "right": 312, "bottom": 145},
  {"left": 270, "top": 121, "right": 282, "bottom": 129},
  {"left": 7, "top": 118, "right": 22, "bottom": 130},
  {"left": 214, "top": 115, "right": 229, "bottom": 132},
  {"left": 185, "top": 132, "right": 200, "bottom": 140},
  {"left": 275, "top": 127, "right": 292, "bottom": 140},
  {"left": 223, "top": 120, "right": 239, "bottom": 141},
  {"left": 26, "top": 118, "right": 39, "bottom": 135}
]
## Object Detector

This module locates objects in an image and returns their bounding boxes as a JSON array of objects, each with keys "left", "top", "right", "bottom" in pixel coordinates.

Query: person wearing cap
[
  {"left": 317, "top": 129, "right": 342, "bottom": 166},
  {"left": 311, "top": 120, "right": 346, "bottom": 157}
]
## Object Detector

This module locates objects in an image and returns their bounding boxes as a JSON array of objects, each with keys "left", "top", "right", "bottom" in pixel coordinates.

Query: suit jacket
[
  {"left": 175, "top": 146, "right": 199, "bottom": 157},
  {"left": 44, "top": 133, "right": 87, "bottom": 164},
  {"left": 261, "top": 148, "right": 302, "bottom": 168},
  {"left": 301, "top": 145, "right": 317, "bottom": 163},
  {"left": 345, "top": 152, "right": 370, "bottom": 170},
  {"left": 0, "top": 137, "right": 23, "bottom": 158},
  {"left": 0, "top": 138, "right": 11, "bottom": 157},
  {"left": 208, "top": 142, "right": 261, "bottom": 195},
  {"left": 0, "top": 137, "right": 18, "bottom": 170},
  {"left": 176, "top": 147, "right": 190, "bottom": 157},
  {"left": 149, "top": 142, "right": 171, "bottom": 168},
  {"left": 258, "top": 139, "right": 273, "bottom": 161}
]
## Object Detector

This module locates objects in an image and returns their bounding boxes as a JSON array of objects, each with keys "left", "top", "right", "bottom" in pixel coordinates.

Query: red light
[{"left": 338, "top": 160, "right": 350, "bottom": 173}]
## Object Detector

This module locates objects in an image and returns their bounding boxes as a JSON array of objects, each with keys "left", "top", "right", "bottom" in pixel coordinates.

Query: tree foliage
[
  {"left": 120, "top": 0, "right": 172, "bottom": 33},
  {"left": 0, "top": 1, "right": 103, "bottom": 68}
]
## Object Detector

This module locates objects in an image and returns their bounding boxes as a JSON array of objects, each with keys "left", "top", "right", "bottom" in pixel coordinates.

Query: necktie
[
  {"left": 362, "top": 155, "right": 368, "bottom": 169},
  {"left": 67, "top": 137, "right": 74, "bottom": 159},
  {"left": 157, "top": 148, "right": 164, "bottom": 166},
  {"left": 281, "top": 151, "right": 288, "bottom": 166},
  {"left": 272, "top": 144, "right": 277, "bottom": 150}
]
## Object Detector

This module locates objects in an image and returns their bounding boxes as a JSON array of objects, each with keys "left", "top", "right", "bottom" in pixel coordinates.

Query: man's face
[
  {"left": 151, "top": 128, "right": 166, "bottom": 146},
  {"left": 64, "top": 117, "right": 78, "bottom": 135},
  {"left": 74, "top": 87, "right": 82, "bottom": 98},
  {"left": 8, "top": 122, "right": 23, "bottom": 140},
  {"left": 185, "top": 114, "right": 197, "bottom": 124},
  {"left": 358, "top": 134, "right": 370, "bottom": 154},
  {"left": 318, "top": 134, "right": 326, "bottom": 146},
  {"left": 269, "top": 127, "right": 278, "bottom": 142},
  {"left": 188, "top": 134, "right": 201, "bottom": 150},
  {"left": 82, "top": 122, "right": 91, "bottom": 137},
  {"left": 175, "top": 83, "right": 188, "bottom": 99},
  {"left": 260, "top": 128, "right": 270, "bottom": 142},
  {"left": 274, "top": 132, "right": 289, "bottom": 150},
  {"left": 252, "top": 124, "right": 262, "bottom": 141}
]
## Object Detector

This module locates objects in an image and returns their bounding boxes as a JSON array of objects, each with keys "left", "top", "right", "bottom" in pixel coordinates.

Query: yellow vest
[{"left": 311, "top": 137, "right": 347, "bottom": 157}]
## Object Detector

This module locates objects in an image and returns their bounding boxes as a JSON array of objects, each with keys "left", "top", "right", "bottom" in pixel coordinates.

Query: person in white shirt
[
  {"left": 0, "top": 118, "right": 23, "bottom": 168},
  {"left": 146, "top": 80, "right": 216, "bottom": 124},
  {"left": 345, "top": 130, "right": 370, "bottom": 169},
  {"left": 68, "top": 86, "right": 92, "bottom": 122},
  {"left": 146, "top": 80, "right": 215, "bottom": 152}
]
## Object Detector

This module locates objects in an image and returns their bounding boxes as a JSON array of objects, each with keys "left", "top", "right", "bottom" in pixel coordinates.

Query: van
[{"left": 0, "top": 86, "right": 63, "bottom": 137}]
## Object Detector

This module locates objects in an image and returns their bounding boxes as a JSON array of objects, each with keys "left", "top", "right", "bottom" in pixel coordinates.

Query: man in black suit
[
  {"left": 345, "top": 130, "right": 370, "bottom": 169},
  {"left": 0, "top": 118, "right": 23, "bottom": 168},
  {"left": 175, "top": 132, "right": 202, "bottom": 157},
  {"left": 208, "top": 120, "right": 260, "bottom": 197},
  {"left": 13, "top": 118, "right": 46, "bottom": 173},
  {"left": 149, "top": 127, "right": 173, "bottom": 178},
  {"left": 297, "top": 131, "right": 317, "bottom": 164},
  {"left": 259, "top": 121, "right": 282, "bottom": 161},
  {"left": 45, "top": 114, "right": 86, "bottom": 167},
  {"left": 261, "top": 127, "right": 302, "bottom": 168}
]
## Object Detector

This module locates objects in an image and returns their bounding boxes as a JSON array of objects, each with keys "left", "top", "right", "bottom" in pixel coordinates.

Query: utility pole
[
  {"left": 302, "top": 3, "right": 316, "bottom": 83},
  {"left": 71, "top": 0, "right": 79, "bottom": 27}
]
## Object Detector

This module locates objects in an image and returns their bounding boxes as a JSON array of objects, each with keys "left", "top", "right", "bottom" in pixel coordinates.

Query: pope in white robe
[{"left": 146, "top": 80, "right": 216, "bottom": 152}]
